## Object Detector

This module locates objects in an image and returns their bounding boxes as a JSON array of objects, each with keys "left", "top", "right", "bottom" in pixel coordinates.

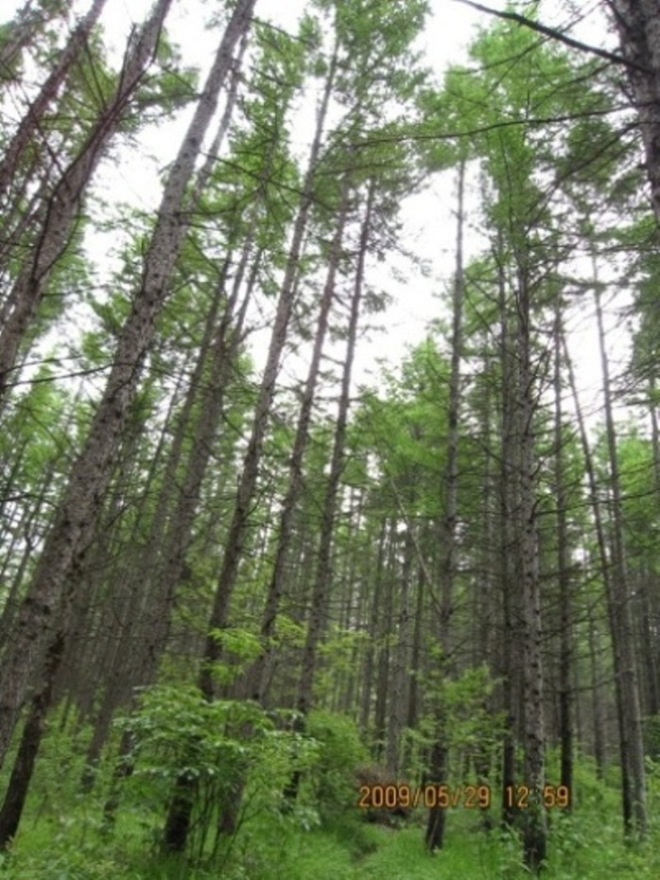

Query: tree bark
[
  {"left": 386, "top": 530, "right": 413, "bottom": 776},
  {"left": 517, "top": 260, "right": 546, "bottom": 873},
  {"left": 609, "top": 0, "right": 660, "bottom": 225},
  {"left": 497, "top": 230, "right": 520, "bottom": 832},
  {"left": 296, "top": 179, "right": 373, "bottom": 724},
  {"left": 562, "top": 308, "right": 641, "bottom": 831},
  {"left": 284, "top": 177, "right": 374, "bottom": 805},
  {"left": 426, "top": 159, "right": 464, "bottom": 852},
  {"left": 194, "top": 44, "right": 339, "bottom": 709},
  {"left": 0, "top": 631, "right": 64, "bottom": 847},
  {"left": 161, "top": 40, "right": 339, "bottom": 855},
  {"left": 553, "top": 304, "right": 573, "bottom": 809},
  {"left": 359, "top": 521, "right": 387, "bottom": 733}
]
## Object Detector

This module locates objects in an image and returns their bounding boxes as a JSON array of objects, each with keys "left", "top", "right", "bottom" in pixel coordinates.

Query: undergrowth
[
  {"left": 1, "top": 714, "right": 659, "bottom": 879},
  {"left": 1, "top": 769, "right": 658, "bottom": 879}
]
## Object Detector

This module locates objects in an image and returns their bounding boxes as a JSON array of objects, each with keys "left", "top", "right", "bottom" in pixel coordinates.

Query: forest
[{"left": 1, "top": 0, "right": 660, "bottom": 877}]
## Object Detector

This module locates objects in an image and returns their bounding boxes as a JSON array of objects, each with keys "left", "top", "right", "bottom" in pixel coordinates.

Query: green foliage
[
  {"left": 304, "top": 710, "right": 369, "bottom": 820},
  {"left": 112, "top": 685, "right": 320, "bottom": 860},
  {"left": 207, "top": 627, "right": 263, "bottom": 685},
  {"left": 315, "top": 626, "right": 369, "bottom": 704},
  {"left": 415, "top": 663, "right": 504, "bottom": 763},
  {"left": 118, "top": 685, "right": 304, "bottom": 792},
  {"left": 0, "top": 22, "right": 22, "bottom": 82},
  {"left": 131, "top": 31, "right": 199, "bottom": 121},
  {"left": 644, "top": 716, "right": 660, "bottom": 762}
]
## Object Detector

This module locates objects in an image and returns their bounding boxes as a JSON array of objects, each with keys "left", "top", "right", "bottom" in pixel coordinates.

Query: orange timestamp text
[
  {"left": 358, "top": 783, "right": 492, "bottom": 810},
  {"left": 504, "top": 784, "right": 571, "bottom": 809}
]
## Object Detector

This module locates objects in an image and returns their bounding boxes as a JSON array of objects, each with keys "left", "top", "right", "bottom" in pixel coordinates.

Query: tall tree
[
  {"left": 162, "top": 20, "right": 339, "bottom": 854},
  {"left": 593, "top": 264, "right": 647, "bottom": 837},
  {"left": 425, "top": 158, "right": 465, "bottom": 853}
]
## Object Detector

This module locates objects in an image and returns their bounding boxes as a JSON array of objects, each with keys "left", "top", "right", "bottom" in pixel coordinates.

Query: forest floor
[{"left": 1, "top": 771, "right": 659, "bottom": 880}]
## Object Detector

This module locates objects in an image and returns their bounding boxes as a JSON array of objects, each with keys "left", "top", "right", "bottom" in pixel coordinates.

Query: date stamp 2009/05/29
[{"left": 358, "top": 783, "right": 571, "bottom": 811}]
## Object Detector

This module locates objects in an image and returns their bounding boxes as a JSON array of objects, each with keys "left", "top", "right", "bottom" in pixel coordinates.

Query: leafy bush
[
  {"left": 303, "top": 710, "right": 369, "bottom": 821},
  {"left": 114, "top": 685, "right": 320, "bottom": 860}
]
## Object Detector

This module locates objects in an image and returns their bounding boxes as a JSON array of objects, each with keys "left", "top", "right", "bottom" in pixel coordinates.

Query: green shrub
[
  {"left": 303, "top": 710, "right": 369, "bottom": 821},
  {"left": 114, "top": 685, "right": 320, "bottom": 860}
]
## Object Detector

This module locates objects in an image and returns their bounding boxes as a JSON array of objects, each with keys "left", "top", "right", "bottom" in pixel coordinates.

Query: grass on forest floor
[
  {"left": 1, "top": 740, "right": 658, "bottom": 880},
  {"left": 1, "top": 773, "right": 659, "bottom": 880}
]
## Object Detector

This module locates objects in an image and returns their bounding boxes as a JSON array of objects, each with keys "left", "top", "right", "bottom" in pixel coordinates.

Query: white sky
[{"left": 2, "top": 0, "right": 641, "bottom": 432}]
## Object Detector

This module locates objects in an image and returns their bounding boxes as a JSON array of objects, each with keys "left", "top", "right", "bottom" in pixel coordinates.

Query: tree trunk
[
  {"left": 517, "top": 262, "right": 546, "bottom": 873},
  {"left": 385, "top": 530, "right": 413, "bottom": 776},
  {"left": 195, "top": 44, "right": 339, "bottom": 706},
  {"left": 498, "top": 232, "right": 520, "bottom": 833},
  {"left": 0, "top": 631, "right": 64, "bottom": 847},
  {"left": 593, "top": 272, "right": 647, "bottom": 837},
  {"left": 359, "top": 522, "right": 387, "bottom": 734},
  {"left": 374, "top": 525, "right": 396, "bottom": 759},
  {"left": 586, "top": 599, "right": 606, "bottom": 779},
  {"left": 609, "top": 0, "right": 660, "bottom": 225},
  {"left": 286, "top": 178, "right": 373, "bottom": 804},
  {"left": 426, "top": 160, "right": 464, "bottom": 852},
  {"left": 562, "top": 314, "right": 636, "bottom": 830},
  {"left": 553, "top": 305, "right": 573, "bottom": 809},
  {"left": 91, "top": 245, "right": 256, "bottom": 801}
]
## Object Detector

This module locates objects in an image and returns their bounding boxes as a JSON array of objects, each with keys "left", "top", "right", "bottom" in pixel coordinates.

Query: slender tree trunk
[
  {"left": 374, "top": 526, "right": 395, "bottom": 759},
  {"left": 359, "top": 522, "right": 387, "bottom": 734},
  {"left": 283, "top": 178, "right": 373, "bottom": 806},
  {"left": 593, "top": 273, "right": 647, "bottom": 837},
  {"left": 0, "top": 457, "right": 57, "bottom": 644},
  {"left": 195, "top": 44, "right": 339, "bottom": 704},
  {"left": 0, "top": 631, "right": 63, "bottom": 847},
  {"left": 406, "top": 567, "right": 425, "bottom": 738},
  {"left": 426, "top": 160, "right": 464, "bottom": 852},
  {"left": 562, "top": 323, "right": 633, "bottom": 828},
  {"left": 77, "top": 362, "right": 201, "bottom": 790},
  {"left": 586, "top": 599, "right": 606, "bottom": 779},
  {"left": 517, "top": 261, "right": 546, "bottom": 873},
  {"left": 498, "top": 238, "right": 520, "bottom": 832},
  {"left": 639, "top": 577, "right": 660, "bottom": 715},
  {"left": 94, "top": 248, "right": 256, "bottom": 803},
  {"left": 553, "top": 305, "right": 573, "bottom": 809},
  {"left": 386, "top": 531, "right": 413, "bottom": 776}
]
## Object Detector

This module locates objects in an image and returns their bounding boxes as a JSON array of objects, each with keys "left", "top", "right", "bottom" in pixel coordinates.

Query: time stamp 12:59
[{"left": 358, "top": 783, "right": 571, "bottom": 811}]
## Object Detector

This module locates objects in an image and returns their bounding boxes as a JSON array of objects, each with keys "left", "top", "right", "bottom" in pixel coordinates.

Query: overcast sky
[{"left": 3, "top": 0, "right": 633, "bottom": 427}]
